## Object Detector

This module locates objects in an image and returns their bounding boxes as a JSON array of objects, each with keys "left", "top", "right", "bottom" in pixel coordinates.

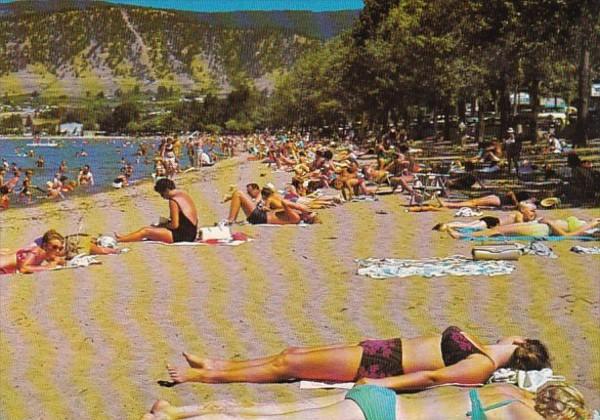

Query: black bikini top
[{"left": 441, "top": 326, "right": 483, "bottom": 366}]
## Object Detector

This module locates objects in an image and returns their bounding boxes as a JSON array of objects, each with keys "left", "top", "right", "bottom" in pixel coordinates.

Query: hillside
[{"left": 0, "top": 1, "right": 358, "bottom": 99}]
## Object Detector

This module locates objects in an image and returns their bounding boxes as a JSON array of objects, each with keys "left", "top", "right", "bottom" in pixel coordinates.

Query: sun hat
[
  {"left": 540, "top": 197, "right": 561, "bottom": 208},
  {"left": 507, "top": 127, "right": 515, "bottom": 133}
]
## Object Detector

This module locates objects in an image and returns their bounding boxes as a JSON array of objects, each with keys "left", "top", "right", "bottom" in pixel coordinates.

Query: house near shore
[{"left": 59, "top": 122, "right": 83, "bottom": 136}]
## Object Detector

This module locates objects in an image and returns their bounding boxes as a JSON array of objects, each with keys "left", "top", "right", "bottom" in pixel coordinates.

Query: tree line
[{"left": 270, "top": 0, "right": 600, "bottom": 145}]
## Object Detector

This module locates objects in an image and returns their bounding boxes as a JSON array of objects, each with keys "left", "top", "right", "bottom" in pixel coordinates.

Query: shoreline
[
  {"left": 1, "top": 135, "right": 158, "bottom": 141},
  {"left": 0, "top": 155, "right": 242, "bottom": 217}
]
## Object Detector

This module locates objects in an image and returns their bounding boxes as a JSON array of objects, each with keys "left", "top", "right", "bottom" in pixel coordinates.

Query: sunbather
[
  {"left": 164, "top": 327, "right": 550, "bottom": 391},
  {"left": 143, "top": 382, "right": 589, "bottom": 420},
  {"left": 433, "top": 202, "right": 538, "bottom": 232},
  {"left": 447, "top": 216, "right": 600, "bottom": 239},
  {"left": 436, "top": 190, "right": 534, "bottom": 209},
  {"left": 0, "top": 230, "right": 66, "bottom": 274},
  {"left": 116, "top": 178, "right": 198, "bottom": 243}
]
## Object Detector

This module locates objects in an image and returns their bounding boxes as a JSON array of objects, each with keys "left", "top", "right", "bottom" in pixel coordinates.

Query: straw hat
[{"left": 540, "top": 197, "right": 561, "bottom": 208}]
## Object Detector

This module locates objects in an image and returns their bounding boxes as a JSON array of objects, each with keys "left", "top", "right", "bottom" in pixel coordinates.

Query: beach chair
[{"left": 409, "top": 173, "right": 449, "bottom": 205}]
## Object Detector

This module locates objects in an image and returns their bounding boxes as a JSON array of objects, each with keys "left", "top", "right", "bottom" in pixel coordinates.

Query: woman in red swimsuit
[
  {"left": 164, "top": 327, "right": 550, "bottom": 392},
  {"left": 0, "top": 230, "right": 65, "bottom": 275}
]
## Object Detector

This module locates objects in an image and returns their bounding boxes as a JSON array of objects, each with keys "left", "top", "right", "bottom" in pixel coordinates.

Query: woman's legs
[
  {"left": 145, "top": 398, "right": 363, "bottom": 420},
  {"left": 227, "top": 191, "right": 256, "bottom": 223},
  {"left": 115, "top": 226, "right": 173, "bottom": 243},
  {"left": 183, "top": 343, "right": 359, "bottom": 370},
  {"left": 438, "top": 194, "right": 501, "bottom": 209},
  {"left": 166, "top": 345, "right": 362, "bottom": 384},
  {"left": 268, "top": 201, "right": 301, "bottom": 225}
]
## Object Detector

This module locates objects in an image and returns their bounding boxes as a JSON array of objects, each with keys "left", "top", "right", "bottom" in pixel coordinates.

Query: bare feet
[
  {"left": 166, "top": 364, "right": 202, "bottom": 384},
  {"left": 183, "top": 352, "right": 210, "bottom": 369},
  {"left": 144, "top": 400, "right": 177, "bottom": 420}
]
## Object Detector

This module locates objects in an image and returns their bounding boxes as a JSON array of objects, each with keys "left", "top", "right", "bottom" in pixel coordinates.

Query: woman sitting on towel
[
  {"left": 164, "top": 328, "right": 550, "bottom": 391},
  {"left": 433, "top": 202, "right": 538, "bottom": 232},
  {"left": 116, "top": 178, "right": 198, "bottom": 243},
  {"left": 0, "top": 229, "right": 66, "bottom": 274},
  {"left": 144, "top": 382, "right": 590, "bottom": 420},
  {"left": 446, "top": 216, "right": 600, "bottom": 239}
]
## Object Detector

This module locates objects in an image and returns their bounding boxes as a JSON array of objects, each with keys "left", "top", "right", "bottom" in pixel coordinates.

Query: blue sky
[{"left": 1, "top": 0, "right": 364, "bottom": 12}]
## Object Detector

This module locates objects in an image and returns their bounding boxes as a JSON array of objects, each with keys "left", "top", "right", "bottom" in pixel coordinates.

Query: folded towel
[{"left": 454, "top": 207, "right": 483, "bottom": 217}]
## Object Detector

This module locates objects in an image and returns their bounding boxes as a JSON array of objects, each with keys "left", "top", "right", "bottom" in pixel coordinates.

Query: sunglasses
[{"left": 49, "top": 244, "right": 64, "bottom": 251}]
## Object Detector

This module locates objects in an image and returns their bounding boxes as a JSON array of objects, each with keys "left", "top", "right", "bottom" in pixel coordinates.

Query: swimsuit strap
[{"left": 466, "top": 389, "right": 518, "bottom": 418}]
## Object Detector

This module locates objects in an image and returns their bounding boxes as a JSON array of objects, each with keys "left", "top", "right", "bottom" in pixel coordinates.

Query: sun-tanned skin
[
  {"left": 141, "top": 383, "right": 548, "bottom": 420},
  {"left": 163, "top": 334, "right": 529, "bottom": 392},
  {"left": 116, "top": 181, "right": 198, "bottom": 243}
]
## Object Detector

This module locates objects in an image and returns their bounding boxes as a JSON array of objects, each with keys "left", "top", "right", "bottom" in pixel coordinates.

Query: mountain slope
[{"left": 0, "top": 1, "right": 358, "bottom": 98}]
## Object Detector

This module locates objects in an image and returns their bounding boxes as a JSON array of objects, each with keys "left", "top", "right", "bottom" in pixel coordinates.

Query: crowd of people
[{"left": 1, "top": 128, "right": 599, "bottom": 419}]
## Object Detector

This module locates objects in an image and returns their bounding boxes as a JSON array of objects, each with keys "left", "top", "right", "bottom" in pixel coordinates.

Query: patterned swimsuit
[{"left": 355, "top": 326, "right": 482, "bottom": 379}]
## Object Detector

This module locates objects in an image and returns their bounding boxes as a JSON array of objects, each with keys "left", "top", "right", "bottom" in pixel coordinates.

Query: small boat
[{"left": 26, "top": 140, "right": 59, "bottom": 147}]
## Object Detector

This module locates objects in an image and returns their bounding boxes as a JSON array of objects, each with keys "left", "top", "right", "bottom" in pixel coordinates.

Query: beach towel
[
  {"left": 351, "top": 195, "right": 379, "bottom": 202},
  {"left": 355, "top": 256, "right": 515, "bottom": 278},
  {"left": 250, "top": 222, "right": 310, "bottom": 228},
  {"left": 570, "top": 246, "right": 600, "bottom": 254},
  {"left": 299, "top": 381, "right": 485, "bottom": 390},
  {"left": 50, "top": 254, "right": 103, "bottom": 270},
  {"left": 517, "top": 241, "right": 557, "bottom": 258},
  {"left": 487, "top": 368, "right": 565, "bottom": 392},
  {"left": 464, "top": 235, "right": 599, "bottom": 242},
  {"left": 144, "top": 232, "right": 252, "bottom": 246},
  {"left": 299, "top": 381, "right": 354, "bottom": 390},
  {"left": 454, "top": 207, "right": 483, "bottom": 217}
]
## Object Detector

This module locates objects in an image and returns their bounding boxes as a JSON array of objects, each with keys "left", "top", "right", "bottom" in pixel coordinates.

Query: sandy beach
[{"left": 0, "top": 156, "right": 598, "bottom": 419}]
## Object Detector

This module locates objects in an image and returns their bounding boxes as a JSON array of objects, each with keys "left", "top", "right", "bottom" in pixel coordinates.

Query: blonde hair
[{"left": 535, "top": 383, "right": 590, "bottom": 419}]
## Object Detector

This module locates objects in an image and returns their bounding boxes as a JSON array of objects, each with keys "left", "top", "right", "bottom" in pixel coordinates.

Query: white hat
[{"left": 507, "top": 127, "right": 515, "bottom": 133}]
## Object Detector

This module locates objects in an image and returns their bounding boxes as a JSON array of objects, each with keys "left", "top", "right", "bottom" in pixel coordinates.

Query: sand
[{"left": 1, "top": 156, "right": 599, "bottom": 419}]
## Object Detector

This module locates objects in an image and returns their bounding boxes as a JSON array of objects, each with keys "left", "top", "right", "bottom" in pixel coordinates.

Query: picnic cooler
[
  {"left": 199, "top": 225, "right": 232, "bottom": 240},
  {"left": 472, "top": 244, "right": 521, "bottom": 260}
]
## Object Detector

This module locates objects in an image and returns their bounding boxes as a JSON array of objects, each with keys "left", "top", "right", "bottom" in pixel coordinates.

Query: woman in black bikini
[
  {"left": 116, "top": 178, "right": 198, "bottom": 243},
  {"left": 165, "top": 327, "right": 549, "bottom": 392}
]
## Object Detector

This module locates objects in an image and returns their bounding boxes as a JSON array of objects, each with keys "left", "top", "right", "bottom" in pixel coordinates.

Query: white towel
[
  {"left": 454, "top": 207, "right": 483, "bottom": 217},
  {"left": 299, "top": 381, "right": 354, "bottom": 389}
]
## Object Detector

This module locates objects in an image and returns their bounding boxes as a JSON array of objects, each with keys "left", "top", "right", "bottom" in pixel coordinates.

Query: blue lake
[{"left": 0, "top": 137, "right": 163, "bottom": 202}]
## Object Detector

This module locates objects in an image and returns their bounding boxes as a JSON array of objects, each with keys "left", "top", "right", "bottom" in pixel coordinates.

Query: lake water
[{"left": 0, "top": 137, "right": 163, "bottom": 203}]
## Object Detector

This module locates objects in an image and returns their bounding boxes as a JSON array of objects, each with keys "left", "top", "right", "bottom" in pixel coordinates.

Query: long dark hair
[{"left": 507, "top": 339, "right": 551, "bottom": 370}]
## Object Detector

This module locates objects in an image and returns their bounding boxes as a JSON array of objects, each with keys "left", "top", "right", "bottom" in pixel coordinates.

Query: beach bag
[
  {"left": 199, "top": 225, "right": 231, "bottom": 241},
  {"left": 472, "top": 244, "right": 521, "bottom": 260}
]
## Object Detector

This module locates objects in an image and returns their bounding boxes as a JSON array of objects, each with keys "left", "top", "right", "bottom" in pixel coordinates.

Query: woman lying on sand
[
  {"left": 433, "top": 202, "right": 538, "bottom": 232},
  {"left": 446, "top": 216, "right": 600, "bottom": 239},
  {"left": 143, "top": 382, "right": 589, "bottom": 420},
  {"left": 0, "top": 230, "right": 65, "bottom": 274},
  {"left": 116, "top": 178, "right": 198, "bottom": 243},
  {"left": 165, "top": 327, "right": 549, "bottom": 390}
]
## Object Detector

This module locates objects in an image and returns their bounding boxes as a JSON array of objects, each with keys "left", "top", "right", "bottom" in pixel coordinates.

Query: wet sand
[{"left": 0, "top": 156, "right": 598, "bottom": 419}]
